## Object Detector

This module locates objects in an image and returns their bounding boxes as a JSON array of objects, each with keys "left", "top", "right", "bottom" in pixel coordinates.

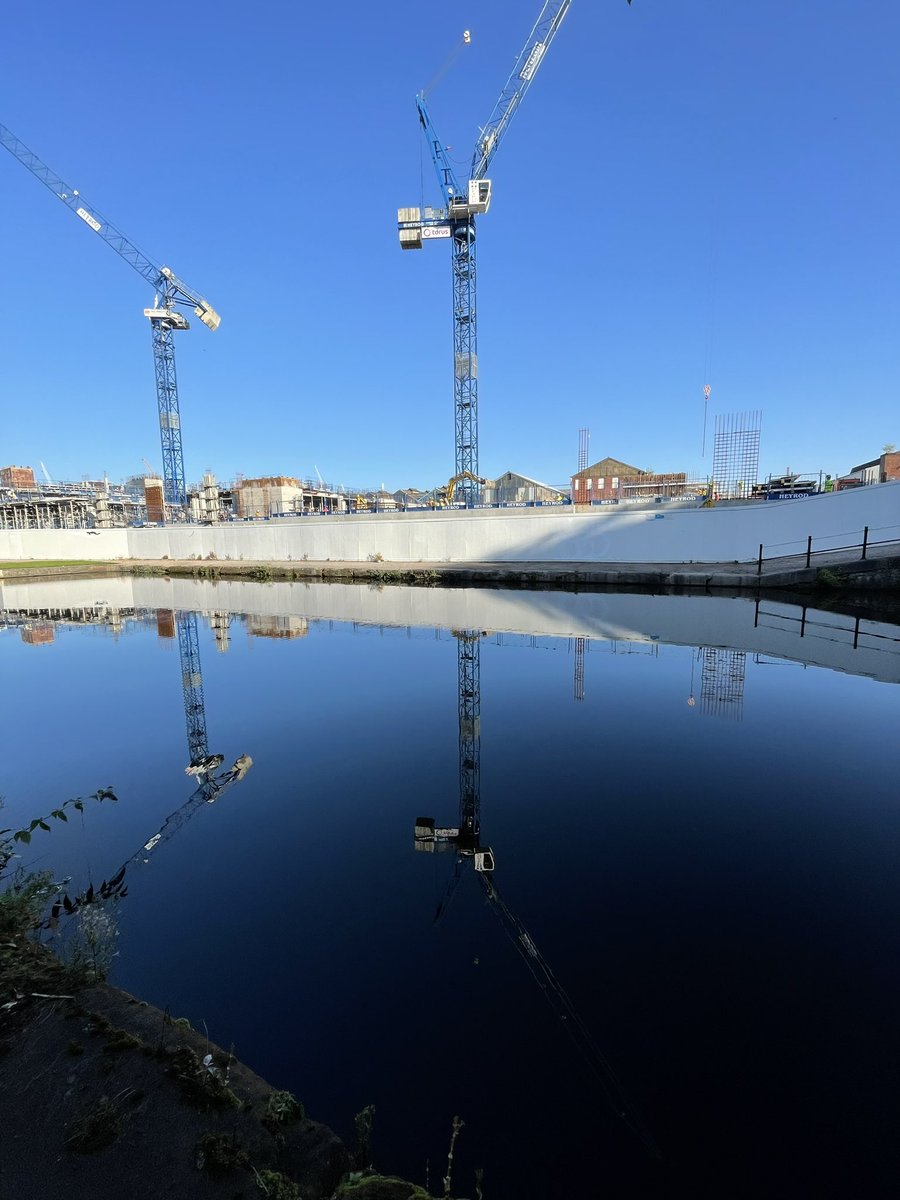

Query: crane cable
[
  {"left": 422, "top": 29, "right": 472, "bottom": 100},
  {"left": 701, "top": 137, "right": 721, "bottom": 458}
]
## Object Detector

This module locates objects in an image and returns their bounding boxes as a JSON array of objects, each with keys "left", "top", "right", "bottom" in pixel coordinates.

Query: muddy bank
[{"left": 0, "top": 980, "right": 437, "bottom": 1200}]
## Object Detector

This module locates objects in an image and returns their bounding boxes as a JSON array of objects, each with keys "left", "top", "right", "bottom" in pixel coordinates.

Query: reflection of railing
[
  {"left": 755, "top": 523, "right": 900, "bottom": 574},
  {"left": 753, "top": 598, "right": 900, "bottom": 657}
]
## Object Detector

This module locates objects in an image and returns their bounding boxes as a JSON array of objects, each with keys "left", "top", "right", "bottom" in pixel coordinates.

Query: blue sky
[{"left": 2, "top": 0, "right": 897, "bottom": 492}]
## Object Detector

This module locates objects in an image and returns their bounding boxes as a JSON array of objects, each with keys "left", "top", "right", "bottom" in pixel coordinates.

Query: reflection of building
[
  {"left": 157, "top": 610, "right": 176, "bottom": 639},
  {"left": 21, "top": 622, "right": 54, "bottom": 646},
  {"left": 571, "top": 456, "right": 695, "bottom": 504},
  {"left": 247, "top": 615, "right": 309, "bottom": 640}
]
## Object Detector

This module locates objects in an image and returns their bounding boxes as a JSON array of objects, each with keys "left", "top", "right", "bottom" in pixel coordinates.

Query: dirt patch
[{"left": 0, "top": 983, "right": 349, "bottom": 1200}]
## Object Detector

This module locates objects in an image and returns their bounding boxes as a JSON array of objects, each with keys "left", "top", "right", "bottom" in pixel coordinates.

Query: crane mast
[
  {"left": 397, "top": 0, "right": 580, "bottom": 505},
  {"left": 0, "top": 122, "right": 220, "bottom": 512}
]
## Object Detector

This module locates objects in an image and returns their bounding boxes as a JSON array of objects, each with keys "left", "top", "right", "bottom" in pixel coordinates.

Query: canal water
[{"left": 2, "top": 579, "right": 899, "bottom": 1198}]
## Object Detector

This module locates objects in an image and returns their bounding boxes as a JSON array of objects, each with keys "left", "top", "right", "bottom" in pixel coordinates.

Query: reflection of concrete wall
[
  {"left": 0, "top": 483, "right": 897, "bottom": 567},
  {"left": 5, "top": 574, "right": 894, "bottom": 684}
]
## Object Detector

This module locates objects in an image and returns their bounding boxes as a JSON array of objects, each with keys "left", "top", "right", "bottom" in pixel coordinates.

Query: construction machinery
[
  {"left": 398, "top": 3, "right": 630, "bottom": 504},
  {"left": 414, "top": 624, "right": 656, "bottom": 1154},
  {"left": 0, "top": 122, "right": 220, "bottom": 514},
  {"left": 444, "top": 471, "right": 488, "bottom": 506}
]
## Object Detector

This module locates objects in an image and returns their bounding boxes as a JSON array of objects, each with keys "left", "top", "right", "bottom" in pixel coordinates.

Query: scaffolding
[
  {"left": 577, "top": 428, "right": 590, "bottom": 474},
  {"left": 711, "top": 410, "right": 762, "bottom": 500}
]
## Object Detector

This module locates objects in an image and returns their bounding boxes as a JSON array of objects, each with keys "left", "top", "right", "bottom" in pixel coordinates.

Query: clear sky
[{"left": 1, "top": 0, "right": 897, "bottom": 493}]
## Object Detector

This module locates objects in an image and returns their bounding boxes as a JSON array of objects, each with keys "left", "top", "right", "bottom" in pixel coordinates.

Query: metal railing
[{"left": 756, "top": 523, "right": 900, "bottom": 574}]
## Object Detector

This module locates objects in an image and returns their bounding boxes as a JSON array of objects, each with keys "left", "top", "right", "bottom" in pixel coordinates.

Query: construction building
[
  {"left": 0, "top": 465, "right": 37, "bottom": 491},
  {"left": 483, "top": 471, "right": 562, "bottom": 505},
  {"left": 232, "top": 476, "right": 345, "bottom": 518},
  {"left": 571, "top": 456, "right": 698, "bottom": 505},
  {"left": 392, "top": 488, "right": 427, "bottom": 508},
  {"left": 846, "top": 450, "right": 900, "bottom": 486}
]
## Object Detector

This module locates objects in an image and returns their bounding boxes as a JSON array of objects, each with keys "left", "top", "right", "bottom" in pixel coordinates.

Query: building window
[
  {"left": 586, "top": 477, "right": 592, "bottom": 491},
  {"left": 598, "top": 477, "right": 604, "bottom": 489},
  {"left": 612, "top": 476, "right": 619, "bottom": 489}
]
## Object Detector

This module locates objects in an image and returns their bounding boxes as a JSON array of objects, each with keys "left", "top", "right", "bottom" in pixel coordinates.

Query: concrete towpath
[{"left": 118, "top": 539, "right": 900, "bottom": 591}]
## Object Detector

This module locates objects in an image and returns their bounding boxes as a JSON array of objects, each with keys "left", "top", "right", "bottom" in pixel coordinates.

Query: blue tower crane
[
  {"left": 398, "top": 2, "right": 629, "bottom": 504},
  {"left": 0, "top": 122, "right": 220, "bottom": 512}
]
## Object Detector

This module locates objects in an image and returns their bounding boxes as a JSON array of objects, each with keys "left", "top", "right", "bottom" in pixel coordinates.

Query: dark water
[{"left": 2, "top": 581, "right": 900, "bottom": 1198}]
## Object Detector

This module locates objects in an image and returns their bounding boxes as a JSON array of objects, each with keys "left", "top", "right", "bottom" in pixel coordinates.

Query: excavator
[{"left": 443, "top": 471, "right": 488, "bottom": 506}]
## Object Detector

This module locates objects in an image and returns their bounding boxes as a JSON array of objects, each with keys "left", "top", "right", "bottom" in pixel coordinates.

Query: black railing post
[
  {"left": 861, "top": 526, "right": 869, "bottom": 560},
  {"left": 806, "top": 535, "right": 813, "bottom": 568},
  {"left": 757, "top": 543, "right": 763, "bottom": 575}
]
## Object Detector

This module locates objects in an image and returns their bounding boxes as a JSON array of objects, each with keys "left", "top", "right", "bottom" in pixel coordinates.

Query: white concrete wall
[{"left": 1, "top": 483, "right": 897, "bottom": 565}]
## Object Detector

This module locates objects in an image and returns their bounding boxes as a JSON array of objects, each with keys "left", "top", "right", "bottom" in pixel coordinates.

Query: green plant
[
  {"left": 196, "top": 1131, "right": 250, "bottom": 1177},
  {"left": 167, "top": 1045, "right": 240, "bottom": 1111},
  {"left": 817, "top": 567, "right": 845, "bottom": 588},
  {"left": 251, "top": 565, "right": 273, "bottom": 582},
  {"left": 65, "top": 1091, "right": 131, "bottom": 1153},
  {"left": 253, "top": 1168, "right": 302, "bottom": 1199},
  {"left": 102, "top": 1027, "right": 141, "bottom": 1054},
  {"left": 68, "top": 903, "right": 120, "bottom": 983},
  {"left": 354, "top": 1103, "right": 375, "bottom": 1169},
  {"left": 262, "top": 1089, "right": 304, "bottom": 1129}
]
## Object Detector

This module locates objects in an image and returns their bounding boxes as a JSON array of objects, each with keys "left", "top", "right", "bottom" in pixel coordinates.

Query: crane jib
[{"left": 76, "top": 207, "right": 102, "bottom": 232}]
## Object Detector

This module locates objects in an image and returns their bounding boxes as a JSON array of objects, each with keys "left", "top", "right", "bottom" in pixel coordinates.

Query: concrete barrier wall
[{"left": 1, "top": 483, "right": 897, "bottom": 565}]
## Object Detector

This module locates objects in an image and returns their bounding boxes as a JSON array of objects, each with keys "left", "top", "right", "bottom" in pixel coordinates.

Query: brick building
[
  {"left": 571, "top": 456, "right": 692, "bottom": 504},
  {"left": 0, "top": 465, "right": 36, "bottom": 491},
  {"left": 847, "top": 451, "right": 900, "bottom": 486}
]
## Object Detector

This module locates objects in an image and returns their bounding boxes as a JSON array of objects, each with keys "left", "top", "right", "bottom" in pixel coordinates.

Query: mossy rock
[{"left": 332, "top": 1174, "right": 435, "bottom": 1200}]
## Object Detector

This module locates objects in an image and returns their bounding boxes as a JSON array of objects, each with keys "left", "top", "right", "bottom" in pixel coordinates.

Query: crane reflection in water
[{"left": 413, "top": 629, "right": 659, "bottom": 1159}]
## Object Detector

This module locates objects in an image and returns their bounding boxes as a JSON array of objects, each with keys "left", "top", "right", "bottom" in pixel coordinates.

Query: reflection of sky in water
[{"left": 2, "top": 583, "right": 899, "bottom": 1199}]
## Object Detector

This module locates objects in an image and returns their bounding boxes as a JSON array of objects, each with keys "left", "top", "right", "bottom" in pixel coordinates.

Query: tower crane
[
  {"left": 0, "top": 122, "right": 220, "bottom": 514},
  {"left": 398, "top": 3, "right": 631, "bottom": 505},
  {"left": 414, "top": 625, "right": 656, "bottom": 1155}
]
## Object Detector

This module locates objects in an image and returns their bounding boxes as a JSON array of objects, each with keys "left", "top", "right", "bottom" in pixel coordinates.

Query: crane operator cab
[
  {"left": 448, "top": 179, "right": 492, "bottom": 218},
  {"left": 414, "top": 816, "right": 495, "bottom": 872}
]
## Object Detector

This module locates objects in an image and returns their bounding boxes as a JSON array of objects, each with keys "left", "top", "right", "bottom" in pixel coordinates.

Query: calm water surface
[{"left": 2, "top": 578, "right": 899, "bottom": 1198}]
